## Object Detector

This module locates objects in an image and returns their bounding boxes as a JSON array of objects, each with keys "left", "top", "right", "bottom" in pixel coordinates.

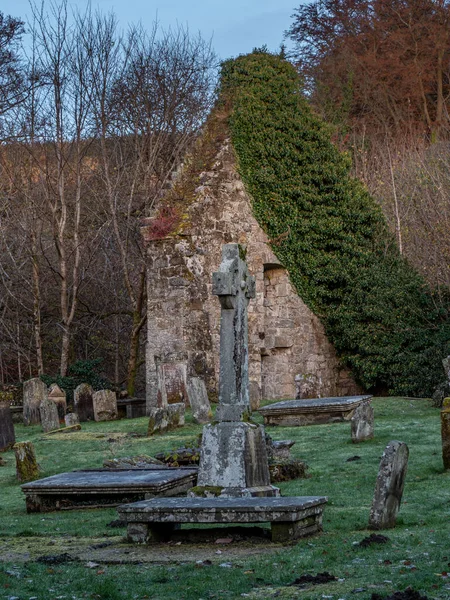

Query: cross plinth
[{"left": 212, "top": 244, "right": 256, "bottom": 422}]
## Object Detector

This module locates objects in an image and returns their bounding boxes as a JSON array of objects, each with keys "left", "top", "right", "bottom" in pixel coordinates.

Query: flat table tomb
[
  {"left": 258, "top": 395, "right": 372, "bottom": 426},
  {"left": 118, "top": 495, "right": 328, "bottom": 543},
  {"left": 21, "top": 467, "right": 197, "bottom": 513}
]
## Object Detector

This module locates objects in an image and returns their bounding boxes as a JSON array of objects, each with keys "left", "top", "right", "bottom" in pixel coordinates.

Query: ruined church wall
[{"left": 144, "top": 141, "right": 360, "bottom": 410}]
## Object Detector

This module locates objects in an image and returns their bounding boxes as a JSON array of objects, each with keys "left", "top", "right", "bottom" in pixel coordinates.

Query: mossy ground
[{"left": 0, "top": 398, "right": 449, "bottom": 599}]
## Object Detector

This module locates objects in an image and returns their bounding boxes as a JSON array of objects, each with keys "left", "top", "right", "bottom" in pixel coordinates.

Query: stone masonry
[{"left": 142, "top": 140, "right": 360, "bottom": 411}]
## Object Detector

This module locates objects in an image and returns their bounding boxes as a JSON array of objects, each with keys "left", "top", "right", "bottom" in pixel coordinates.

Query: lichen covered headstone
[
  {"left": 64, "top": 413, "right": 80, "bottom": 427},
  {"left": 14, "top": 441, "right": 40, "bottom": 482},
  {"left": 368, "top": 440, "right": 409, "bottom": 529},
  {"left": 93, "top": 390, "right": 118, "bottom": 421},
  {"left": 187, "top": 377, "right": 212, "bottom": 424},
  {"left": 23, "top": 378, "right": 47, "bottom": 425},
  {"left": 441, "top": 397, "right": 450, "bottom": 470},
  {"left": 40, "top": 396, "right": 60, "bottom": 433},
  {"left": 74, "top": 383, "right": 95, "bottom": 421},
  {"left": 156, "top": 354, "right": 189, "bottom": 407},
  {"left": 351, "top": 400, "right": 374, "bottom": 443},
  {"left": 48, "top": 384, "right": 67, "bottom": 421},
  {"left": 147, "top": 403, "right": 185, "bottom": 435},
  {"left": 0, "top": 398, "right": 15, "bottom": 451}
]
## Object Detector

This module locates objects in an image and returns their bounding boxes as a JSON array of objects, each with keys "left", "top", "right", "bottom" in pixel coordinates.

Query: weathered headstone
[
  {"left": 93, "top": 390, "right": 118, "bottom": 422},
  {"left": 295, "top": 373, "right": 322, "bottom": 399},
  {"left": 39, "top": 397, "right": 60, "bottom": 433},
  {"left": 195, "top": 244, "right": 278, "bottom": 497},
  {"left": 23, "top": 378, "right": 47, "bottom": 425},
  {"left": 147, "top": 403, "right": 185, "bottom": 435},
  {"left": 368, "top": 441, "right": 409, "bottom": 529},
  {"left": 443, "top": 357, "right": 450, "bottom": 382},
  {"left": 74, "top": 383, "right": 95, "bottom": 421},
  {"left": 351, "top": 400, "right": 374, "bottom": 442},
  {"left": 48, "top": 384, "right": 67, "bottom": 421},
  {"left": 0, "top": 400, "right": 15, "bottom": 451},
  {"left": 64, "top": 413, "right": 80, "bottom": 427},
  {"left": 156, "top": 353, "right": 189, "bottom": 407},
  {"left": 441, "top": 397, "right": 450, "bottom": 470},
  {"left": 187, "top": 378, "right": 212, "bottom": 424},
  {"left": 14, "top": 441, "right": 40, "bottom": 482}
]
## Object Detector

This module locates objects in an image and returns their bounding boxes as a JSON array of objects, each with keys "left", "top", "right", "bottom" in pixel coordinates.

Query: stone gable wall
[{"left": 144, "top": 140, "right": 360, "bottom": 410}]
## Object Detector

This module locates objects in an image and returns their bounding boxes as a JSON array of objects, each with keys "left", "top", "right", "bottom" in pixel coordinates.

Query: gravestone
[
  {"left": 14, "top": 441, "right": 40, "bottom": 482},
  {"left": 48, "top": 384, "right": 67, "bottom": 421},
  {"left": 187, "top": 378, "right": 212, "bottom": 424},
  {"left": 40, "top": 397, "right": 60, "bottom": 433},
  {"left": 74, "top": 383, "right": 95, "bottom": 421},
  {"left": 195, "top": 244, "right": 278, "bottom": 497},
  {"left": 351, "top": 400, "right": 374, "bottom": 442},
  {"left": 64, "top": 413, "right": 80, "bottom": 427},
  {"left": 93, "top": 390, "right": 118, "bottom": 422},
  {"left": 156, "top": 353, "right": 189, "bottom": 407},
  {"left": 23, "top": 378, "right": 47, "bottom": 425},
  {"left": 295, "top": 373, "right": 321, "bottom": 399},
  {"left": 368, "top": 440, "right": 409, "bottom": 529},
  {"left": 147, "top": 403, "right": 185, "bottom": 435},
  {"left": 0, "top": 400, "right": 15, "bottom": 452},
  {"left": 441, "top": 397, "right": 450, "bottom": 470}
]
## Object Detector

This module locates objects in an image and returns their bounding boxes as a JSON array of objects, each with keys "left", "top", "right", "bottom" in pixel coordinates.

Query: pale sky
[{"left": 9, "top": 0, "right": 299, "bottom": 60}]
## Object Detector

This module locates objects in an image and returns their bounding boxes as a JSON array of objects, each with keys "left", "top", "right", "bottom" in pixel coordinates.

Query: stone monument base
[
  {"left": 118, "top": 496, "right": 328, "bottom": 543},
  {"left": 194, "top": 421, "right": 279, "bottom": 498}
]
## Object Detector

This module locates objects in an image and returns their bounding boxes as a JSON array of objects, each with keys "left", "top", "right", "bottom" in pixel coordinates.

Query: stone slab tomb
[
  {"left": 259, "top": 395, "right": 373, "bottom": 427},
  {"left": 0, "top": 401, "right": 15, "bottom": 451},
  {"left": 119, "top": 244, "right": 327, "bottom": 542},
  {"left": 351, "top": 399, "right": 374, "bottom": 442},
  {"left": 118, "top": 496, "right": 327, "bottom": 543},
  {"left": 74, "top": 383, "right": 94, "bottom": 421},
  {"left": 93, "top": 390, "right": 118, "bottom": 421},
  {"left": 48, "top": 384, "right": 67, "bottom": 421},
  {"left": 40, "top": 396, "right": 60, "bottom": 433},
  {"left": 22, "top": 468, "right": 197, "bottom": 513},
  {"left": 368, "top": 440, "right": 409, "bottom": 529},
  {"left": 23, "top": 378, "right": 47, "bottom": 425}
]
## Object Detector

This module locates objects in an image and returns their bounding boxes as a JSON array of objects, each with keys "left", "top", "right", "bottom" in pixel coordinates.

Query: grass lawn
[{"left": 0, "top": 397, "right": 449, "bottom": 599}]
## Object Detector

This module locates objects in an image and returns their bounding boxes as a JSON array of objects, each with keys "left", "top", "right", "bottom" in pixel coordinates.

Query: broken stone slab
[
  {"left": 103, "top": 455, "right": 164, "bottom": 469},
  {"left": 40, "top": 396, "right": 60, "bottom": 433},
  {"left": 44, "top": 424, "right": 81, "bottom": 435},
  {"left": 147, "top": 403, "right": 185, "bottom": 435},
  {"left": 258, "top": 396, "right": 373, "bottom": 427},
  {"left": 64, "top": 413, "right": 80, "bottom": 427},
  {"left": 271, "top": 440, "right": 295, "bottom": 461},
  {"left": 21, "top": 468, "right": 198, "bottom": 513},
  {"left": 441, "top": 399, "right": 450, "bottom": 470},
  {"left": 187, "top": 378, "right": 212, "bottom": 424},
  {"left": 74, "top": 383, "right": 94, "bottom": 421},
  {"left": 48, "top": 384, "right": 67, "bottom": 421},
  {"left": 14, "top": 441, "right": 40, "bottom": 482},
  {"left": 23, "top": 378, "right": 47, "bottom": 425},
  {"left": 351, "top": 400, "right": 374, "bottom": 443},
  {"left": 93, "top": 390, "right": 118, "bottom": 422},
  {"left": 368, "top": 441, "right": 409, "bottom": 530},
  {"left": 117, "top": 496, "right": 328, "bottom": 543},
  {"left": 269, "top": 459, "right": 309, "bottom": 483},
  {"left": 0, "top": 401, "right": 15, "bottom": 452}
]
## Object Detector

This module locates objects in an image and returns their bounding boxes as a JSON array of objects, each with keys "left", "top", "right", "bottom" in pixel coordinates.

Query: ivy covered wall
[{"left": 222, "top": 52, "right": 450, "bottom": 396}]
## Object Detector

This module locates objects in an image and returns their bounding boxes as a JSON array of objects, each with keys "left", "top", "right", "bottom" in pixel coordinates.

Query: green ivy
[
  {"left": 221, "top": 52, "right": 450, "bottom": 396},
  {"left": 41, "top": 359, "right": 112, "bottom": 404}
]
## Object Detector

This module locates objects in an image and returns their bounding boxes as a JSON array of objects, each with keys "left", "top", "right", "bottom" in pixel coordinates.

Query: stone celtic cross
[{"left": 212, "top": 244, "right": 256, "bottom": 422}]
